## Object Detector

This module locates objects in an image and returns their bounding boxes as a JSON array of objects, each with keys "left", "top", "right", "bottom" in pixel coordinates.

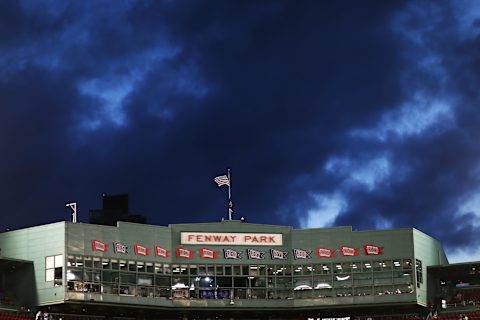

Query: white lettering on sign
[{"left": 181, "top": 232, "right": 283, "bottom": 246}]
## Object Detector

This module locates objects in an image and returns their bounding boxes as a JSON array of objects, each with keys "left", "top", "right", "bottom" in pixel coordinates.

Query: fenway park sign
[{"left": 181, "top": 232, "right": 283, "bottom": 246}]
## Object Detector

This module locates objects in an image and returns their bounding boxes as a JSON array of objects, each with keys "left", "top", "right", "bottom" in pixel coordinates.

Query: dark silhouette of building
[{"left": 89, "top": 194, "right": 146, "bottom": 226}]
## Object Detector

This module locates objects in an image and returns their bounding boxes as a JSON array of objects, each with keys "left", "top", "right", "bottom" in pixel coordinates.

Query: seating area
[
  {"left": 0, "top": 311, "right": 31, "bottom": 320},
  {"left": 439, "top": 313, "right": 480, "bottom": 320}
]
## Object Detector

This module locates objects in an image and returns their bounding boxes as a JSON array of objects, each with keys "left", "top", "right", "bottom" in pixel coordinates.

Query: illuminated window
[{"left": 45, "top": 254, "right": 63, "bottom": 286}]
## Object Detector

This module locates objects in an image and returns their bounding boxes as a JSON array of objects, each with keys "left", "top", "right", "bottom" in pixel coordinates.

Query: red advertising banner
[
  {"left": 199, "top": 248, "right": 218, "bottom": 259},
  {"left": 134, "top": 244, "right": 150, "bottom": 256},
  {"left": 316, "top": 247, "right": 335, "bottom": 258},
  {"left": 155, "top": 246, "right": 170, "bottom": 258},
  {"left": 364, "top": 244, "right": 383, "bottom": 255},
  {"left": 92, "top": 240, "right": 109, "bottom": 252},
  {"left": 176, "top": 247, "right": 194, "bottom": 258},
  {"left": 340, "top": 246, "right": 358, "bottom": 256}
]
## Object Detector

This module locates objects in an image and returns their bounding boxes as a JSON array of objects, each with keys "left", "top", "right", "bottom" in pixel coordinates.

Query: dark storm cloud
[{"left": 1, "top": 0, "right": 479, "bottom": 261}]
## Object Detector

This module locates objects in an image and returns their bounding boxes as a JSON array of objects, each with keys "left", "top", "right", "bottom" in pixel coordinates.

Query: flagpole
[{"left": 227, "top": 168, "right": 232, "bottom": 220}]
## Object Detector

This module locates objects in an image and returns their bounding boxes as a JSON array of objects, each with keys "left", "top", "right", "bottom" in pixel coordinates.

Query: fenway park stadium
[{"left": 1, "top": 196, "right": 480, "bottom": 320}]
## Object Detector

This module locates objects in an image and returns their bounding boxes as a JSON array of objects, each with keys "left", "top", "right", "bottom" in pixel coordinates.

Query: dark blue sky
[{"left": 1, "top": 0, "right": 480, "bottom": 262}]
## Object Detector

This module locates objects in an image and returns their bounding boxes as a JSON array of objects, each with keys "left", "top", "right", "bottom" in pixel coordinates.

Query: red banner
[
  {"left": 176, "top": 247, "right": 194, "bottom": 258},
  {"left": 155, "top": 246, "right": 170, "bottom": 258},
  {"left": 364, "top": 244, "right": 383, "bottom": 255},
  {"left": 92, "top": 240, "right": 109, "bottom": 252},
  {"left": 340, "top": 246, "right": 358, "bottom": 256},
  {"left": 316, "top": 247, "right": 335, "bottom": 258},
  {"left": 134, "top": 244, "right": 150, "bottom": 256},
  {"left": 200, "top": 248, "right": 218, "bottom": 259}
]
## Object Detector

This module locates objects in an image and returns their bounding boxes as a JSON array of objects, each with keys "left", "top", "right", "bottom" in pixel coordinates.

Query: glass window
[
  {"left": 54, "top": 255, "right": 63, "bottom": 267},
  {"left": 111, "top": 259, "right": 119, "bottom": 270},
  {"left": 233, "top": 265, "right": 241, "bottom": 276},
  {"left": 102, "top": 271, "right": 119, "bottom": 283},
  {"left": 180, "top": 265, "right": 189, "bottom": 275},
  {"left": 314, "top": 264, "right": 323, "bottom": 275},
  {"left": 415, "top": 259, "right": 423, "bottom": 287},
  {"left": 373, "top": 271, "right": 392, "bottom": 285},
  {"left": 46, "top": 256, "right": 55, "bottom": 269},
  {"left": 155, "top": 275, "right": 170, "bottom": 286},
  {"left": 293, "top": 276, "right": 312, "bottom": 290},
  {"left": 373, "top": 261, "right": 383, "bottom": 272},
  {"left": 215, "top": 265, "right": 223, "bottom": 276},
  {"left": 314, "top": 275, "right": 333, "bottom": 289},
  {"left": 207, "top": 265, "right": 214, "bottom": 276},
  {"left": 102, "top": 259, "right": 110, "bottom": 269},
  {"left": 46, "top": 269, "right": 54, "bottom": 282},
  {"left": 93, "top": 257, "right": 102, "bottom": 269},
  {"left": 84, "top": 256, "right": 92, "bottom": 268},
  {"left": 216, "top": 276, "right": 232, "bottom": 287},
  {"left": 341, "top": 262, "right": 351, "bottom": 273},
  {"left": 382, "top": 260, "right": 392, "bottom": 271},
  {"left": 45, "top": 254, "right": 63, "bottom": 286},
  {"left": 353, "top": 272, "right": 373, "bottom": 286},
  {"left": 67, "top": 256, "right": 75, "bottom": 267},
  {"left": 293, "top": 265, "right": 303, "bottom": 275},
  {"left": 233, "top": 277, "right": 248, "bottom": 287},
  {"left": 138, "top": 274, "right": 153, "bottom": 286},
  {"left": 363, "top": 261, "right": 372, "bottom": 271},
  {"left": 242, "top": 265, "right": 249, "bottom": 276},
  {"left": 258, "top": 265, "right": 267, "bottom": 276},
  {"left": 189, "top": 264, "right": 198, "bottom": 276},
  {"left": 321, "top": 263, "right": 331, "bottom": 274},
  {"left": 267, "top": 266, "right": 275, "bottom": 276},
  {"left": 128, "top": 261, "right": 136, "bottom": 272},
  {"left": 276, "top": 277, "right": 292, "bottom": 288},
  {"left": 333, "top": 273, "right": 352, "bottom": 287},
  {"left": 304, "top": 264, "right": 314, "bottom": 275},
  {"left": 119, "top": 260, "right": 127, "bottom": 270},
  {"left": 224, "top": 265, "right": 232, "bottom": 275},
  {"left": 198, "top": 264, "right": 206, "bottom": 275},
  {"left": 404, "top": 259, "right": 412, "bottom": 269},
  {"left": 92, "top": 271, "right": 101, "bottom": 283},
  {"left": 75, "top": 256, "right": 84, "bottom": 267},
  {"left": 351, "top": 262, "right": 361, "bottom": 273},
  {"left": 146, "top": 262, "right": 154, "bottom": 273},
  {"left": 120, "top": 272, "right": 136, "bottom": 284}
]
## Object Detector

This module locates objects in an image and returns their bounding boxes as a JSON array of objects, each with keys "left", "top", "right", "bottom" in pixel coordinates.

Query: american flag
[{"left": 214, "top": 174, "right": 230, "bottom": 187}]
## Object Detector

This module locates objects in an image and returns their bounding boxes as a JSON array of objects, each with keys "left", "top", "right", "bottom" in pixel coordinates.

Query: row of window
[
  {"left": 67, "top": 281, "right": 415, "bottom": 300},
  {"left": 67, "top": 256, "right": 413, "bottom": 275},
  {"left": 67, "top": 269, "right": 414, "bottom": 287}
]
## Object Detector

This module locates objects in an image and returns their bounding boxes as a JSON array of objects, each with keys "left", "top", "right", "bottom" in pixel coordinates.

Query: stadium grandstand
[{"left": 1, "top": 218, "right": 480, "bottom": 320}]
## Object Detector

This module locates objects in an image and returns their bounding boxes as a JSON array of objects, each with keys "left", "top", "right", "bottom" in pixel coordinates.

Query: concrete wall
[{"left": 0, "top": 222, "right": 66, "bottom": 306}]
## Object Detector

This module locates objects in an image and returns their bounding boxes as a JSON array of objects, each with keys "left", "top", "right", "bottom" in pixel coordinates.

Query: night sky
[{"left": 1, "top": 1, "right": 480, "bottom": 263}]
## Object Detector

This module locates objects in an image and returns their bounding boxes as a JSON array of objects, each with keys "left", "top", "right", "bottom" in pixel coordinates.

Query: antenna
[{"left": 66, "top": 202, "right": 77, "bottom": 223}]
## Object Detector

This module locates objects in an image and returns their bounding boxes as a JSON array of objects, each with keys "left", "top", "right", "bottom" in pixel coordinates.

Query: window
[
  {"left": 415, "top": 259, "right": 423, "bottom": 287},
  {"left": 45, "top": 254, "right": 63, "bottom": 286}
]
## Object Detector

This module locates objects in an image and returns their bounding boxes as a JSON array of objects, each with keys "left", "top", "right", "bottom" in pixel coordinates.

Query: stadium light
[{"left": 66, "top": 202, "right": 77, "bottom": 223}]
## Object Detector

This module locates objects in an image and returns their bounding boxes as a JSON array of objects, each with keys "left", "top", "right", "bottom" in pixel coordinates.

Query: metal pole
[{"left": 227, "top": 168, "right": 232, "bottom": 220}]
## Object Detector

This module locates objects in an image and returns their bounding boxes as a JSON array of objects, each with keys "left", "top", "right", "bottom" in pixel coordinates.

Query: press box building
[{"left": 0, "top": 220, "right": 448, "bottom": 319}]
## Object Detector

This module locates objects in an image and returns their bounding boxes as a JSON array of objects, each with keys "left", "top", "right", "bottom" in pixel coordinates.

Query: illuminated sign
[{"left": 181, "top": 232, "right": 283, "bottom": 246}]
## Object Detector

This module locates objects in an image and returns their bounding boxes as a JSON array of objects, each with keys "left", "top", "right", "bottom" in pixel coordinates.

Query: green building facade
[{"left": 0, "top": 220, "right": 449, "bottom": 317}]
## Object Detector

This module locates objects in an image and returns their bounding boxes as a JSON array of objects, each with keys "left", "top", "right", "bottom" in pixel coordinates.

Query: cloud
[
  {"left": 350, "top": 93, "right": 455, "bottom": 142},
  {"left": 300, "top": 192, "right": 347, "bottom": 229},
  {"left": 1, "top": 0, "right": 480, "bottom": 265},
  {"left": 325, "top": 154, "right": 392, "bottom": 192}
]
